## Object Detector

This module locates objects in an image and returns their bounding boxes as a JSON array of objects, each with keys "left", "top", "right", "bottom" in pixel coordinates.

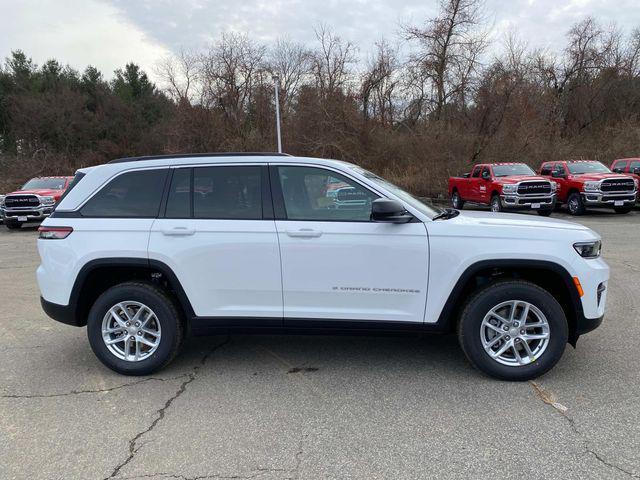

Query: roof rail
[{"left": 108, "top": 152, "right": 291, "bottom": 164}]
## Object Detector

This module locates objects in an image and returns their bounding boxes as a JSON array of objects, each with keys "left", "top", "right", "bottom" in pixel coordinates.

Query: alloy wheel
[
  {"left": 101, "top": 301, "right": 161, "bottom": 361},
  {"left": 480, "top": 300, "right": 550, "bottom": 366}
]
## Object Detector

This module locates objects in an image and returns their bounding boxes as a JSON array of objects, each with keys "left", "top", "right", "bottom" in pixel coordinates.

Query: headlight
[
  {"left": 574, "top": 240, "right": 601, "bottom": 259},
  {"left": 584, "top": 181, "right": 600, "bottom": 192},
  {"left": 503, "top": 184, "right": 517, "bottom": 194},
  {"left": 40, "top": 196, "right": 56, "bottom": 206}
]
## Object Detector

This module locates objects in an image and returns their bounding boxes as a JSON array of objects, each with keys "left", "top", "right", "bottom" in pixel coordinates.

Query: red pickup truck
[
  {"left": 1, "top": 176, "right": 74, "bottom": 229},
  {"left": 448, "top": 163, "right": 557, "bottom": 216},
  {"left": 538, "top": 160, "right": 637, "bottom": 215}
]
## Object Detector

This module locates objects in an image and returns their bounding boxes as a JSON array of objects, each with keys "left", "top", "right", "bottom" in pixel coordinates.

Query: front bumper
[
  {"left": 582, "top": 191, "right": 636, "bottom": 207},
  {"left": 500, "top": 194, "right": 555, "bottom": 210},
  {"left": 1, "top": 206, "right": 53, "bottom": 223}
]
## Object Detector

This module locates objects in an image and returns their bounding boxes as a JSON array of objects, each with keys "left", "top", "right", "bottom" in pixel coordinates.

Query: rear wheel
[
  {"left": 451, "top": 190, "right": 464, "bottom": 209},
  {"left": 567, "top": 192, "right": 585, "bottom": 216},
  {"left": 614, "top": 206, "right": 633, "bottom": 214},
  {"left": 458, "top": 281, "right": 568, "bottom": 381},
  {"left": 490, "top": 194, "right": 502, "bottom": 212},
  {"left": 87, "top": 282, "right": 184, "bottom": 375}
]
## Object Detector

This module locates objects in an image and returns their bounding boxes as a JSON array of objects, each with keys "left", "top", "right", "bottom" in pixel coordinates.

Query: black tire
[
  {"left": 614, "top": 206, "right": 633, "bottom": 214},
  {"left": 5, "top": 221, "right": 21, "bottom": 230},
  {"left": 87, "top": 282, "right": 184, "bottom": 375},
  {"left": 537, "top": 208, "right": 553, "bottom": 217},
  {"left": 490, "top": 194, "right": 503, "bottom": 212},
  {"left": 567, "top": 192, "right": 585, "bottom": 216},
  {"left": 451, "top": 190, "right": 464, "bottom": 209},
  {"left": 457, "top": 280, "right": 568, "bottom": 381}
]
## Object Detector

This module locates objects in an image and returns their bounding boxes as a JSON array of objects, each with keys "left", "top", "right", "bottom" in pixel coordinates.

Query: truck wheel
[
  {"left": 537, "top": 208, "right": 553, "bottom": 217},
  {"left": 457, "top": 281, "right": 568, "bottom": 381},
  {"left": 490, "top": 194, "right": 502, "bottom": 212},
  {"left": 567, "top": 193, "right": 585, "bottom": 215},
  {"left": 614, "top": 206, "right": 633, "bottom": 214},
  {"left": 451, "top": 191, "right": 464, "bottom": 209},
  {"left": 87, "top": 282, "right": 184, "bottom": 375},
  {"left": 5, "top": 221, "right": 21, "bottom": 230}
]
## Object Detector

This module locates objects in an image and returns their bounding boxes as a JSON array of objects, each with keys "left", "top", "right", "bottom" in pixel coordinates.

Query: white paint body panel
[{"left": 276, "top": 220, "right": 428, "bottom": 322}]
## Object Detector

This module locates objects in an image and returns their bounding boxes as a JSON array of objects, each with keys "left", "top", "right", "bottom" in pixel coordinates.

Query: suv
[
  {"left": 37, "top": 153, "right": 609, "bottom": 381},
  {"left": 539, "top": 160, "right": 637, "bottom": 215},
  {"left": 2, "top": 176, "right": 74, "bottom": 229},
  {"left": 448, "top": 163, "right": 556, "bottom": 216}
]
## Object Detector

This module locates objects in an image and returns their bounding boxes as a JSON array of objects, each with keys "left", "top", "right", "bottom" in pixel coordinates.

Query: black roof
[{"left": 108, "top": 152, "right": 290, "bottom": 164}]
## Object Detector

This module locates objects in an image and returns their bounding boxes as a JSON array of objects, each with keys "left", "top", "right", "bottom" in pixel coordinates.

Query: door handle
[
  {"left": 285, "top": 228, "right": 323, "bottom": 238},
  {"left": 161, "top": 227, "right": 195, "bottom": 236}
]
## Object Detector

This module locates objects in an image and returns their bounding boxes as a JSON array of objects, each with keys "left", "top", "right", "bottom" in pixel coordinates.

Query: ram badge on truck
[
  {"left": 37, "top": 154, "right": 608, "bottom": 381},
  {"left": 448, "top": 163, "right": 557, "bottom": 216}
]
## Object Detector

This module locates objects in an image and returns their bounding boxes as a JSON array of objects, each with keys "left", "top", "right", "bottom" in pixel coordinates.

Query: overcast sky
[{"left": 2, "top": 0, "right": 639, "bottom": 81}]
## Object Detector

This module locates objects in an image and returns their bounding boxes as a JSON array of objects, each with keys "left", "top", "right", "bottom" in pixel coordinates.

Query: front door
[{"left": 271, "top": 165, "right": 429, "bottom": 324}]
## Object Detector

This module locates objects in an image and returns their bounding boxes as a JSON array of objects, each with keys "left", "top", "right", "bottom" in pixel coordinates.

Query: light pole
[{"left": 273, "top": 75, "right": 282, "bottom": 153}]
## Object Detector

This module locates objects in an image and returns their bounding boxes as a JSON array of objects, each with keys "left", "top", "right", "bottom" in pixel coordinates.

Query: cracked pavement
[{"left": 1, "top": 210, "right": 639, "bottom": 479}]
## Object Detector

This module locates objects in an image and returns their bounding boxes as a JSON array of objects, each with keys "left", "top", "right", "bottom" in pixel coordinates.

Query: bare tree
[
  {"left": 155, "top": 48, "right": 199, "bottom": 104},
  {"left": 360, "top": 40, "right": 400, "bottom": 126},
  {"left": 403, "top": 0, "right": 488, "bottom": 120},
  {"left": 310, "top": 24, "right": 357, "bottom": 95},
  {"left": 267, "top": 38, "right": 311, "bottom": 111}
]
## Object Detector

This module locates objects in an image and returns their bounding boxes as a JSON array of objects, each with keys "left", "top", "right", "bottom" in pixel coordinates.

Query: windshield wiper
[{"left": 433, "top": 208, "right": 460, "bottom": 220}]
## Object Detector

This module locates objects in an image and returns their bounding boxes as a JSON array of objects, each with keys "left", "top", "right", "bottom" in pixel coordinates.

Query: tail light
[{"left": 38, "top": 226, "right": 73, "bottom": 239}]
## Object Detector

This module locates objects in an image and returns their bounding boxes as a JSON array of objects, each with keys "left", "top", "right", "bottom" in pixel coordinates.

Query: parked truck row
[
  {"left": 1, "top": 158, "right": 639, "bottom": 229},
  {"left": 449, "top": 159, "right": 639, "bottom": 216}
]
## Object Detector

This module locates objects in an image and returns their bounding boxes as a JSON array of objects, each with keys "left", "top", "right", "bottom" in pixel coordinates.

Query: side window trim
[{"left": 269, "top": 164, "right": 381, "bottom": 223}]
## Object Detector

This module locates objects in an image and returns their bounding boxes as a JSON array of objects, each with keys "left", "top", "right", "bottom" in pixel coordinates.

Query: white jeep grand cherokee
[{"left": 37, "top": 153, "right": 609, "bottom": 380}]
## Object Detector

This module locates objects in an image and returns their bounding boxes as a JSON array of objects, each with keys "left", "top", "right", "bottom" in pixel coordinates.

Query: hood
[
  {"left": 450, "top": 210, "right": 589, "bottom": 231},
  {"left": 495, "top": 175, "right": 550, "bottom": 184},
  {"left": 6, "top": 189, "right": 62, "bottom": 197},
  {"left": 569, "top": 172, "right": 632, "bottom": 182}
]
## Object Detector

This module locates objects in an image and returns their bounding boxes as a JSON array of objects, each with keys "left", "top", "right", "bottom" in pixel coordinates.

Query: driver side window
[{"left": 276, "top": 166, "right": 379, "bottom": 221}]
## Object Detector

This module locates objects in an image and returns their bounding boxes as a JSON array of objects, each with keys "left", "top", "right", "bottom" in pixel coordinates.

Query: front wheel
[
  {"left": 457, "top": 281, "right": 568, "bottom": 381},
  {"left": 490, "top": 194, "right": 502, "bottom": 212},
  {"left": 614, "top": 206, "right": 633, "bottom": 214},
  {"left": 451, "top": 190, "right": 464, "bottom": 209},
  {"left": 567, "top": 192, "right": 585, "bottom": 215},
  {"left": 87, "top": 282, "right": 184, "bottom": 375}
]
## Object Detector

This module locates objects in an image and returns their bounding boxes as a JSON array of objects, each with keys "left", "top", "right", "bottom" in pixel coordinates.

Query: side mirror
[
  {"left": 633, "top": 167, "right": 640, "bottom": 175},
  {"left": 613, "top": 167, "right": 624, "bottom": 173},
  {"left": 481, "top": 172, "right": 491, "bottom": 180},
  {"left": 551, "top": 171, "right": 565, "bottom": 178},
  {"left": 371, "top": 198, "right": 413, "bottom": 223}
]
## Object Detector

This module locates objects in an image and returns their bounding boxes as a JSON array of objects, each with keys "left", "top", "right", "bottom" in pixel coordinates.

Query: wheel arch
[
  {"left": 436, "top": 259, "right": 584, "bottom": 346},
  {"left": 69, "top": 258, "right": 194, "bottom": 327}
]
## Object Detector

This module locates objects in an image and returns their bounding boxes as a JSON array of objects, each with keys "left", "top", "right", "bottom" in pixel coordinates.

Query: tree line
[{"left": 1, "top": 0, "right": 640, "bottom": 197}]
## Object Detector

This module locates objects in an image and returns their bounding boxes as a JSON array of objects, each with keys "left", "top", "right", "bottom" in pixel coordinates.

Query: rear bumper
[{"left": 40, "top": 297, "right": 82, "bottom": 327}]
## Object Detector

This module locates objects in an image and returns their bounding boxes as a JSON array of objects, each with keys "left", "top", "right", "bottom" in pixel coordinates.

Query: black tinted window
[
  {"left": 277, "top": 166, "right": 378, "bottom": 221},
  {"left": 540, "top": 165, "right": 552, "bottom": 176},
  {"left": 81, "top": 169, "right": 167, "bottom": 218},
  {"left": 165, "top": 168, "right": 191, "bottom": 218},
  {"left": 471, "top": 167, "right": 481, "bottom": 178},
  {"left": 193, "top": 166, "right": 262, "bottom": 219}
]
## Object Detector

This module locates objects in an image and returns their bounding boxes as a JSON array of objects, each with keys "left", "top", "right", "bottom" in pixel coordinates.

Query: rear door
[
  {"left": 148, "top": 165, "right": 282, "bottom": 319},
  {"left": 271, "top": 164, "right": 429, "bottom": 324},
  {"left": 468, "top": 165, "right": 482, "bottom": 202}
]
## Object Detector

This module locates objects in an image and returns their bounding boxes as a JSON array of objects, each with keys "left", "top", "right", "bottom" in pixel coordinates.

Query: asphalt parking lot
[{"left": 1, "top": 209, "right": 639, "bottom": 480}]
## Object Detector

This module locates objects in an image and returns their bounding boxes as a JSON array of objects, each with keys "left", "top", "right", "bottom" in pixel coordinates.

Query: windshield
[
  {"left": 21, "top": 178, "right": 67, "bottom": 190},
  {"left": 492, "top": 164, "right": 535, "bottom": 177},
  {"left": 567, "top": 162, "right": 611, "bottom": 175},
  {"left": 354, "top": 167, "right": 442, "bottom": 219}
]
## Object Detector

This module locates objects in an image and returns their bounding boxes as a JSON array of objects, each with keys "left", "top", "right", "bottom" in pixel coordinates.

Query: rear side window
[
  {"left": 630, "top": 160, "right": 640, "bottom": 171},
  {"left": 193, "top": 166, "right": 262, "bottom": 220},
  {"left": 471, "top": 166, "right": 481, "bottom": 178},
  {"left": 81, "top": 169, "right": 168, "bottom": 218}
]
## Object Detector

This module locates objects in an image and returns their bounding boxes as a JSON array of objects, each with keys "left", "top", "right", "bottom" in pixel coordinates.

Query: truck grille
[
  {"left": 601, "top": 179, "right": 635, "bottom": 192},
  {"left": 517, "top": 181, "right": 551, "bottom": 195},
  {"left": 4, "top": 195, "right": 40, "bottom": 208}
]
